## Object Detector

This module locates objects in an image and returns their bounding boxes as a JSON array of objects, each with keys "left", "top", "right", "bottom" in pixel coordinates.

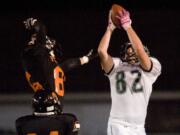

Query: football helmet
[
  {"left": 32, "top": 90, "right": 62, "bottom": 115},
  {"left": 120, "top": 42, "right": 150, "bottom": 64}
]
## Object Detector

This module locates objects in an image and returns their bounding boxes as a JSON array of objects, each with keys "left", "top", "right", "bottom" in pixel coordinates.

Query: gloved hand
[
  {"left": 86, "top": 49, "right": 93, "bottom": 57},
  {"left": 107, "top": 10, "right": 116, "bottom": 31},
  {"left": 116, "top": 9, "right": 132, "bottom": 30},
  {"left": 23, "top": 18, "right": 37, "bottom": 30},
  {"left": 86, "top": 49, "right": 98, "bottom": 60},
  {"left": 80, "top": 49, "right": 98, "bottom": 65}
]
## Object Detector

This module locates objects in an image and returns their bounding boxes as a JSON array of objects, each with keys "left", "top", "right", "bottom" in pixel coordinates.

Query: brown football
[{"left": 111, "top": 4, "right": 124, "bottom": 28}]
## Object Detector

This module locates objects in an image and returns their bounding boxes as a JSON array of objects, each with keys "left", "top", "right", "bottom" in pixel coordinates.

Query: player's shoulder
[
  {"left": 16, "top": 115, "right": 34, "bottom": 121},
  {"left": 150, "top": 57, "right": 162, "bottom": 69},
  {"left": 61, "top": 113, "right": 78, "bottom": 121},
  {"left": 61, "top": 113, "right": 80, "bottom": 131},
  {"left": 55, "top": 113, "right": 80, "bottom": 132},
  {"left": 143, "top": 56, "right": 162, "bottom": 75},
  {"left": 150, "top": 57, "right": 160, "bottom": 63},
  {"left": 57, "top": 113, "right": 79, "bottom": 124},
  {"left": 16, "top": 115, "right": 34, "bottom": 125}
]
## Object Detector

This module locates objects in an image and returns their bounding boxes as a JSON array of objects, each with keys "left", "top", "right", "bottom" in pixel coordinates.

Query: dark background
[
  {"left": 0, "top": 0, "right": 180, "bottom": 93},
  {"left": 0, "top": 0, "right": 180, "bottom": 134}
]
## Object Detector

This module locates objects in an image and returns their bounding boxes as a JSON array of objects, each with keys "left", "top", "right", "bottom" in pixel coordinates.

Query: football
[{"left": 111, "top": 4, "right": 124, "bottom": 28}]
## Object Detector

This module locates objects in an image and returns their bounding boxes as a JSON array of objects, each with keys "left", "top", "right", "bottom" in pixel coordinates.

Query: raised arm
[
  {"left": 23, "top": 17, "right": 47, "bottom": 45},
  {"left": 117, "top": 9, "right": 152, "bottom": 71},
  {"left": 97, "top": 11, "right": 115, "bottom": 73},
  {"left": 60, "top": 49, "right": 98, "bottom": 73}
]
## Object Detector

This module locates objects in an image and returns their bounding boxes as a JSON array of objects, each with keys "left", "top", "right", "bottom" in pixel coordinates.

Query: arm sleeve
[
  {"left": 105, "top": 57, "right": 123, "bottom": 77},
  {"left": 33, "top": 21, "right": 47, "bottom": 46},
  {"left": 60, "top": 58, "right": 82, "bottom": 73},
  {"left": 146, "top": 57, "right": 162, "bottom": 83}
]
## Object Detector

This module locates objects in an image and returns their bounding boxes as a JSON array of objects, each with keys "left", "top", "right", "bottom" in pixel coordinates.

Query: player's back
[
  {"left": 16, "top": 113, "right": 79, "bottom": 135},
  {"left": 22, "top": 45, "right": 58, "bottom": 91},
  {"left": 22, "top": 45, "right": 56, "bottom": 75}
]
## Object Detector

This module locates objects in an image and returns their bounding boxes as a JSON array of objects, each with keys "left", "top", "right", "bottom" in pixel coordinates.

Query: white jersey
[{"left": 106, "top": 57, "right": 161, "bottom": 126}]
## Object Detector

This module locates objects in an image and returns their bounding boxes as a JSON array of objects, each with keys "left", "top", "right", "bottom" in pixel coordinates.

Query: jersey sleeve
[
  {"left": 146, "top": 57, "right": 162, "bottom": 83},
  {"left": 105, "top": 57, "right": 123, "bottom": 77}
]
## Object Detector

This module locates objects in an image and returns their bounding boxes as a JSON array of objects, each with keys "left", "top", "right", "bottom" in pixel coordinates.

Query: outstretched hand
[{"left": 86, "top": 49, "right": 98, "bottom": 59}]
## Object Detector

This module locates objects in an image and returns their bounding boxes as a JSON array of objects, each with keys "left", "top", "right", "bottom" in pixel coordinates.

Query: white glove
[{"left": 23, "top": 18, "right": 37, "bottom": 30}]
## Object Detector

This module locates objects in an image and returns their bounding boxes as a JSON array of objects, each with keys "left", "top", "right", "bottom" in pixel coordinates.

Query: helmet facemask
[
  {"left": 124, "top": 46, "right": 139, "bottom": 64},
  {"left": 120, "top": 42, "right": 150, "bottom": 65}
]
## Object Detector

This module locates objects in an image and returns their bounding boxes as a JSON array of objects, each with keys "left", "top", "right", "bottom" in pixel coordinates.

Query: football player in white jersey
[{"left": 97, "top": 7, "right": 161, "bottom": 135}]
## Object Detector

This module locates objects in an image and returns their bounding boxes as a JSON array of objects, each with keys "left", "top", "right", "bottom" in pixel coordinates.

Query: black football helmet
[
  {"left": 120, "top": 42, "right": 150, "bottom": 63},
  {"left": 32, "top": 90, "right": 62, "bottom": 115}
]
